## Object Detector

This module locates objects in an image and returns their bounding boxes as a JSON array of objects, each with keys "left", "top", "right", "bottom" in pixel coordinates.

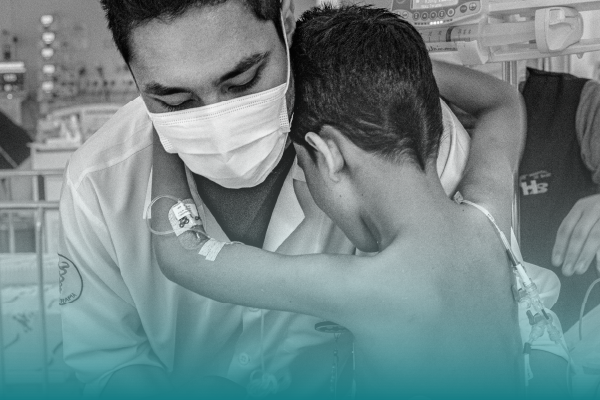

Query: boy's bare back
[{"left": 335, "top": 205, "right": 523, "bottom": 398}]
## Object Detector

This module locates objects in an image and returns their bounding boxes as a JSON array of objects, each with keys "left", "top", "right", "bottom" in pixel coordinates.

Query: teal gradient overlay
[
  {"left": 1, "top": 382, "right": 551, "bottom": 400},
  {"left": 1, "top": 357, "right": 559, "bottom": 400}
]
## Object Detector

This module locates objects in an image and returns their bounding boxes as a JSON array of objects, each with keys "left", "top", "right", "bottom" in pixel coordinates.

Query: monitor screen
[{"left": 411, "top": 0, "right": 459, "bottom": 10}]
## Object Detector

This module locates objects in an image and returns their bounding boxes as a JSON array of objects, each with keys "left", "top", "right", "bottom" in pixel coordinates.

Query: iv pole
[{"left": 502, "top": 60, "right": 521, "bottom": 244}]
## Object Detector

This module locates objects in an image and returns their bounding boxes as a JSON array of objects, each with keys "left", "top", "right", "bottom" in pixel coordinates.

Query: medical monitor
[{"left": 391, "top": 0, "right": 484, "bottom": 26}]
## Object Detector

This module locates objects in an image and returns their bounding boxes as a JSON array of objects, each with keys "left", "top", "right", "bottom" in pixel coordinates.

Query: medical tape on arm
[
  {"left": 167, "top": 199, "right": 238, "bottom": 261},
  {"left": 147, "top": 195, "right": 238, "bottom": 260}
]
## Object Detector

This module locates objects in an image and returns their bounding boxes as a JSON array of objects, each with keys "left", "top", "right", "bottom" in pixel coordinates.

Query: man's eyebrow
[
  {"left": 142, "top": 82, "right": 189, "bottom": 96},
  {"left": 216, "top": 51, "right": 270, "bottom": 85},
  {"left": 142, "top": 52, "right": 270, "bottom": 95}
]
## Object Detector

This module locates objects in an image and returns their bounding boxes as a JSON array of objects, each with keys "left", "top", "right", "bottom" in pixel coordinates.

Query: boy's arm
[
  {"left": 432, "top": 61, "right": 525, "bottom": 230},
  {"left": 150, "top": 134, "right": 355, "bottom": 322}
]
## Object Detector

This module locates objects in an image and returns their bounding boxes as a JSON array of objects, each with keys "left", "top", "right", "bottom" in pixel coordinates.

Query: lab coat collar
[
  {"left": 262, "top": 158, "right": 305, "bottom": 251},
  {"left": 143, "top": 158, "right": 306, "bottom": 252}
]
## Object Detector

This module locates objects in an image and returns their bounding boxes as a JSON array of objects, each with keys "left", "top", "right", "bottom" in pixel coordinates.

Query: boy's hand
[{"left": 552, "top": 193, "right": 600, "bottom": 276}]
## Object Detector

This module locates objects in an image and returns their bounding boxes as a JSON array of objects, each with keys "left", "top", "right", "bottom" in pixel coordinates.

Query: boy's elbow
[
  {"left": 514, "top": 91, "right": 527, "bottom": 156},
  {"left": 497, "top": 88, "right": 526, "bottom": 155},
  {"left": 510, "top": 89, "right": 526, "bottom": 123},
  {"left": 498, "top": 85, "right": 525, "bottom": 121}
]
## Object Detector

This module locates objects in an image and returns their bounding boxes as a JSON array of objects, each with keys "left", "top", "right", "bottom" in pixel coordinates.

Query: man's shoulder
[{"left": 65, "top": 97, "right": 153, "bottom": 190}]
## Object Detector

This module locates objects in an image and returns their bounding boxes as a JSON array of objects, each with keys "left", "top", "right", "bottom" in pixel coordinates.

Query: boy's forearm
[
  {"left": 432, "top": 60, "right": 525, "bottom": 172},
  {"left": 433, "top": 61, "right": 525, "bottom": 216}
]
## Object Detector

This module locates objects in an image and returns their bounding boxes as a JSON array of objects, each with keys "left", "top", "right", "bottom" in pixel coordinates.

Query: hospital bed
[{"left": 0, "top": 169, "right": 74, "bottom": 396}]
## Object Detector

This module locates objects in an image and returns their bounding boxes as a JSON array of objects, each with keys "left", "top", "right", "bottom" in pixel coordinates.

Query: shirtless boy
[{"left": 150, "top": 5, "right": 526, "bottom": 398}]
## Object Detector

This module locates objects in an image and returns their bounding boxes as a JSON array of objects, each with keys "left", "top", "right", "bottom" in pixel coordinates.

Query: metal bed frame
[{"left": 0, "top": 169, "right": 63, "bottom": 396}]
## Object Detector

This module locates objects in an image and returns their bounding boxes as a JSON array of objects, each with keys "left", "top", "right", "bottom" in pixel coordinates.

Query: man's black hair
[
  {"left": 100, "top": 0, "right": 284, "bottom": 64},
  {"left": 290, "top": 5, "right": 443, "bottom": 169}
]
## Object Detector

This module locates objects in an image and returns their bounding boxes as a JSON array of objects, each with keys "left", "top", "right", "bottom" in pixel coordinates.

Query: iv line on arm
[{"left": 146, "top": 195, "right": 236, "bottom": 260}]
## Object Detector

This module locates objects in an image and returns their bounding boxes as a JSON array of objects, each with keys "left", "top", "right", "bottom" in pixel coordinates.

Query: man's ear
[
  {"left": 305, "top": 131, "right": 344, "bottom": 183},
  {"left": 281, "top": 0, "right": 296, "bottom": 45}
]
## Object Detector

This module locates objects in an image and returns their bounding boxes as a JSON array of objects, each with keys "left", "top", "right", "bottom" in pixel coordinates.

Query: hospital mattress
[{"left": 1, "top": 253, "right": 71, "bottom": 383}]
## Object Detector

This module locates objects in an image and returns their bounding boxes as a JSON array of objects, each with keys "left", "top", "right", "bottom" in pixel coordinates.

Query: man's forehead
[
  {"left": 130, "top": 1, "right": 274, "bottom": 61},
  {"left": 129, "top": 1, "right": 277, "bottom": 84}
]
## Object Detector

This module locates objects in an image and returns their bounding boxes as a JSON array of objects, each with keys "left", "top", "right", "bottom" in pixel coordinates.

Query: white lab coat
[{"left": 58, "top": 97, "right": 561, "bottom": 397}]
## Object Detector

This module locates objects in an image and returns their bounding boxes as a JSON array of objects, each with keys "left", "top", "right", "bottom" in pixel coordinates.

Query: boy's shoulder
[{"left": 378, "top": 217, "right": 512, "bottom": 301}]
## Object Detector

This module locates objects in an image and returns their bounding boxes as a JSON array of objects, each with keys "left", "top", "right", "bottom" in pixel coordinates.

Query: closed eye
[
  {"left": 161, "top": 99, "right": 195, "bottom": 112},
  {"left": 228, "top": 64, "right": 265, "bottom": 94}
]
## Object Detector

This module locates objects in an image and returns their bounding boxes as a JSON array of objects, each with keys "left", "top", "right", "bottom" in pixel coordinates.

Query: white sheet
[{"left": 1, "top": 253, "right": 71, "bottom": 383}]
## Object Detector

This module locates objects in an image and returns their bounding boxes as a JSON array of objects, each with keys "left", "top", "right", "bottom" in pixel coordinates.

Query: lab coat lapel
[
  {"left": 262, "top": 162, "right": 305, "bottom": 252},
  {"left": 184, "top": 166, "right": 230, "bottom": 243}
]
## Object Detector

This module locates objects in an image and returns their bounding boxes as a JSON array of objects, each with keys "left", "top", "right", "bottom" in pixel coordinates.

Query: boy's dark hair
[
  {"left": 290, "top": 5, "right": 443, "bottom": 169},
  {"left": 100, "top": 0, "right": 283, "bottom": 64}
]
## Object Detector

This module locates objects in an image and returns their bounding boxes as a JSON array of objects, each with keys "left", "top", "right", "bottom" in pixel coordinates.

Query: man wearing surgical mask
[{"left": 57, "top": 0, "right": 548, "bottom": 398}]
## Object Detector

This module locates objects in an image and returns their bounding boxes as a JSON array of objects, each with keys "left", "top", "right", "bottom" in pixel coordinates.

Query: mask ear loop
[
  {"left": 145, "top": 195, "right": 183, "bottom": 235},
  {"left": 280, "top": 12, "right": 291, "bottom": 94}
]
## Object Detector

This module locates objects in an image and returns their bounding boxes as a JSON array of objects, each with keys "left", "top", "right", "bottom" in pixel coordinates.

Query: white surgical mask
[{"left": 147, "top": 18, "right": 291, "bottom": 189}]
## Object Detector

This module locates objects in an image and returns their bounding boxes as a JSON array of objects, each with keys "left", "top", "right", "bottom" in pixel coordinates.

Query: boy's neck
[{"left": 353, "top": 157, "right": 453, "bottom": 251}]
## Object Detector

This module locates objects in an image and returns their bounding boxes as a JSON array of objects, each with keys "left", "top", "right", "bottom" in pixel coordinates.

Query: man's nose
[{"left": 200, "top": 91, "right": 240, "bottom": 107}]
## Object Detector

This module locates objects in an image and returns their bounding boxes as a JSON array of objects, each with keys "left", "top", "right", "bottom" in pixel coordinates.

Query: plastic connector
[
  {"left": 545, "top": 314, "right": 563, "bottom": 344},
  {"left": 528, "top": 323, "right": 545, "bottom": 343}
]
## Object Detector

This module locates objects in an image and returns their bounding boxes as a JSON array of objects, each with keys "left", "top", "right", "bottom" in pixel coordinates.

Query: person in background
[
  {"left": 450, "top": 65, "right": 600, "bottom": 395},
  {"left": 518, "top": 70, "right": 600, "bottom": 397},
  {"left": 519, "top": 68, "right": 600, "bottom": 333},
  {"left": 448, "top": 66, "right": 600, "bottom": 332}
]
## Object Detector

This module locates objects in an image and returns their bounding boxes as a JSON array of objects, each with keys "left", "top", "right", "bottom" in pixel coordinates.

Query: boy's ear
[
  {"left": 281, "top": 0, "right": 296, "bottom": 45},
  {"left": 305, "top": 132, "right": 344, "bottom": 183}
]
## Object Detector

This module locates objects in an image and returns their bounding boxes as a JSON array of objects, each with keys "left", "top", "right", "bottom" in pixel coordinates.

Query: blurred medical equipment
[
  {"left": 0, "top": 61, "right": 26, "bottom": 125},
  {"left": 36, "top": 103, "right": 122, "bottom": 146},
  {"left": 36, "top": 14, "right": 137, "bottom": 116},
  {"left": 391, "top": 0, "right": 600, "bottom": 65}
]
